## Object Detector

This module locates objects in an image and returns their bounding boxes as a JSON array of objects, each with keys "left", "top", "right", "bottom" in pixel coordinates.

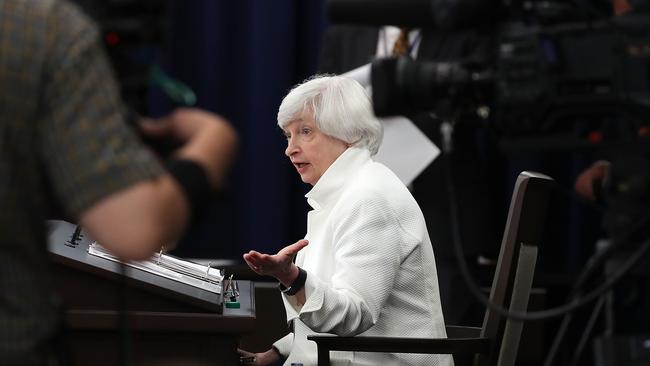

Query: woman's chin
[{"left": 300, "top": 174, "right": 316, "bottom": 186}]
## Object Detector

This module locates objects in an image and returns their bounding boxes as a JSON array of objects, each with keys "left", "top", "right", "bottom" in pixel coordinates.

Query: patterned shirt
[{"left": 0, "top": 0, "right": 163, "bottom": 363}]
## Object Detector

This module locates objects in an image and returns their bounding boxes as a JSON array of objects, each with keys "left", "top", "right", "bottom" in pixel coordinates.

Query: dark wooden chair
[{"left": 308, "top": 171, "right": 554, "bottom": 366}]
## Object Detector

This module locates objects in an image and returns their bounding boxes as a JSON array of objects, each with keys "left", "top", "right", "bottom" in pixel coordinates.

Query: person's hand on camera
[
  {"left": 139, "top": 108, "right": 238, "bottom": 190},
  {"left": 237, "top": 348, "right": 282, "bottom": 366},
  {"left": 243, "top": 239, "right": 308, "bottom": 286},
  {"left": 575, "top": 160, "right": 611, "bottom": 201}
]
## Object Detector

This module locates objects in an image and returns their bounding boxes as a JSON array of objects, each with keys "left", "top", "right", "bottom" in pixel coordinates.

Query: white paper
[
  {"left": 88, "top": 243, "right": 223, "bottom": 294},
  {"left": 342, "top": 63, "right": 439, "bottom": 186},
  {"left": 88, "top": 243, "right": 223, "bottom": 293},
  {"left": 342, "top": 63, "right": 371, "bottom": 87},
  {"left": 373, "top": 116, "right": 440, "bottom": 186}
]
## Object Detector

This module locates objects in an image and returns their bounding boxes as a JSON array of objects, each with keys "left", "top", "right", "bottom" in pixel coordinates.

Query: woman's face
[{"left": 283, "top": 110, "right": 348, "bottom": 185}]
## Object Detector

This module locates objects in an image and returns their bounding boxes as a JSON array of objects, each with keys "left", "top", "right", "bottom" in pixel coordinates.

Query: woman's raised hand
[{"left": 243, "top": 239, "right": 308, "bottom": 285}]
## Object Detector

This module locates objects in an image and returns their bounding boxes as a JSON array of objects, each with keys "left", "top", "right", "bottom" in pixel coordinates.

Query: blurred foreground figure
[{"left": 0, "top": 0, "right": 237, "bottom": 364}]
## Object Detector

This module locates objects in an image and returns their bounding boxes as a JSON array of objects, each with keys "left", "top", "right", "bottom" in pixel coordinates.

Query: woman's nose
[{"left": 285, "top": 138, "right": 298, "bottom": 156}]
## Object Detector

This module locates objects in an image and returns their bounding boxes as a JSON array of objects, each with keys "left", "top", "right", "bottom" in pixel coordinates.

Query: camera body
[
  {"left": 331, "top": 0, "right": 650, "bottom": 136},
  {"left": 494, "top": 14, "right": 650, "bottom": 135}
]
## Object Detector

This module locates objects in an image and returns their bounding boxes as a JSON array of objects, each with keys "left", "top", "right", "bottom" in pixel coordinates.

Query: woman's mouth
[{"left": 295, "top": 162, "right": 309, "bottom": 173}]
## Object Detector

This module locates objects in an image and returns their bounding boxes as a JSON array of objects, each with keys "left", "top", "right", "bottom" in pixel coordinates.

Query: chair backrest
[
  {"left": 476, "top": 171, "right": 554, "bottom": 366},
  {"left": 497, "top": 242, "right": 538, "bottom": 366}
]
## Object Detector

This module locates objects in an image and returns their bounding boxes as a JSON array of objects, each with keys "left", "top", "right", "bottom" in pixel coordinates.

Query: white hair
[{"left": 277, "top": 74, "right": 383, "bottom": 155}]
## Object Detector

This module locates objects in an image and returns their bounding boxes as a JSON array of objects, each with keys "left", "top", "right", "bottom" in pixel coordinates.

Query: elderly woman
[{"left": 240, "top": 75, "right": 452, "bottom": 366}]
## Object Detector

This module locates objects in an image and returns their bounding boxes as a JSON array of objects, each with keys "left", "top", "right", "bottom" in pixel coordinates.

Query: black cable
[
  {"left": 442, "top": 121, "right": 650, "bottom": 321},
  {"left": 571, "top": 212, "right": 650, "bottom": 295},
  {"left": 569, "top": 295, "right": 606, "bottom": 366},
  {"left": 542, "top": 311, "right": 575, "bottom": 366},
  {"left": 541, "top": 214, "right": 650, "bottom": 365}
]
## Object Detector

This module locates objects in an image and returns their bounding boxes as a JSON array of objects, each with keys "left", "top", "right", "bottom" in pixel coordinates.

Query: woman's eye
[{"left": 301, "top": 128, "right": 311, "bottom": 135}]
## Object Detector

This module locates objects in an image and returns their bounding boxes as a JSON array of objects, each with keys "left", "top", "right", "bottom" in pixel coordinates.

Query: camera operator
[
  {"left": 571, "top": 0, "right": 650, "bottom": 349},
  {"left": 574, "top": 143, "right": 650, "bottom": 337},
  {"left": 318, "top": 0, "right": 506, "bottom": 332},
  {"left": 0, "top": 0, "right": 237, "bottom": 364}
]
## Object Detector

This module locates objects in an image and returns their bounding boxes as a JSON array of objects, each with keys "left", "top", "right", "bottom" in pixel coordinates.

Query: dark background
[{"left": 72, "top": 0, "right": 326, "bottom": 259}]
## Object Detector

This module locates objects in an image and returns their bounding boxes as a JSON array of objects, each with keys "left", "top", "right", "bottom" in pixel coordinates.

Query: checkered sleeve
[{"left": 39, "top": 1, "right": 164, "bottom": 218}]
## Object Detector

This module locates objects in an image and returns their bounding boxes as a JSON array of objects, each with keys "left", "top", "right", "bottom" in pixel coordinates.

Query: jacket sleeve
[{"left": 272, "top": 332, "right": 293, "bottom": 357}]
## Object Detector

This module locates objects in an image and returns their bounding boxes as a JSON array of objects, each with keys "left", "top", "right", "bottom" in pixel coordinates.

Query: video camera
[{"left": 329, "top": 0, "right": 650, "bottom": 136}]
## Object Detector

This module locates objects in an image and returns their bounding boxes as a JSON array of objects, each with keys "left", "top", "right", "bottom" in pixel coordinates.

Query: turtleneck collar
[{"left": 304, "top": 147, "right": 371, "bottom": 210}]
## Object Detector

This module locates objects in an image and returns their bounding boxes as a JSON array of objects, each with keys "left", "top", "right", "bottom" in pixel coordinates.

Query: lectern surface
[
  {"left": 46, "top": 221, "right": 255, "bottom": 365},
  {"left": 47, "top": 220, "right": 227, "bottom": 312}
]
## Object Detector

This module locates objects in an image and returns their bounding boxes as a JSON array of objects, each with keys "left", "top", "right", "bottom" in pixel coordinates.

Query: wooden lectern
[{"left": 47, "top": 221, "right": 255, "bottom": 366}]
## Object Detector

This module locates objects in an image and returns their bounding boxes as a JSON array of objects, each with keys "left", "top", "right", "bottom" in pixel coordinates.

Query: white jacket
[{"left": 274, "top": 147, "right": 453, "bottom": 366}]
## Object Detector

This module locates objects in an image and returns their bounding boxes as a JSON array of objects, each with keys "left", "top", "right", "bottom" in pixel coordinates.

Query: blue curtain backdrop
[{"left": 150, "top": 0, "right": 327, "bottom": 259}]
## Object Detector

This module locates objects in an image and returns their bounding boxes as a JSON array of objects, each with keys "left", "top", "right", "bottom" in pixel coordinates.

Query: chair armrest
[
  {"left": 446, "top": 325, "right": 482, "bottom": 338},
  {"left": 307, "top": 334, "right": 490, "bottom": 365}
]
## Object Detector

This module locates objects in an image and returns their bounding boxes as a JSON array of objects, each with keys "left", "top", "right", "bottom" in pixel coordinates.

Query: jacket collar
[{"left": 305, "top": 147, "right": 371, "bottom": 210}]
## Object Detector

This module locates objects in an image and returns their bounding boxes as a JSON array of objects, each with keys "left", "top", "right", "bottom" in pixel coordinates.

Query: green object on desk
[
  {"left": 149, "top": 65, "right": 197, "bottom": 106},
  {"left": 225, "top": 301, "right": 240, "bottom": 309}
]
